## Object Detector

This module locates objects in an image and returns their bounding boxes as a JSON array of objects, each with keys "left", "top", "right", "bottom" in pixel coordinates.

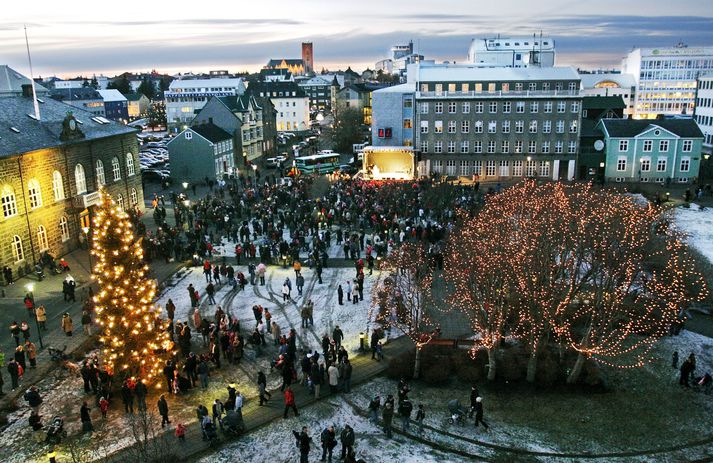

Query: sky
[{"left": 1, "top": 0, "right": 712, "bottom": 78}]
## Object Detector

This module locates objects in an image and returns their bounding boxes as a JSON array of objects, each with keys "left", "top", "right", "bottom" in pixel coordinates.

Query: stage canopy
[{"left": 363, "top": 146, "right": 415, "bottom": 180}]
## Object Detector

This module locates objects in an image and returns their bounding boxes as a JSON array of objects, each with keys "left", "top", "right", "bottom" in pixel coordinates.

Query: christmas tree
[{"left": 91, "top": 191, "right": 173, "bottom": 386}]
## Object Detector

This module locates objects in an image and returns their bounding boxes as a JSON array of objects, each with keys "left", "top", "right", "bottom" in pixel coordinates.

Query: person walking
[
  {"left": 80, "top": 401, "right": 93, "bottom": 433},
  {"left": 7, "top": 359, "right": 20, "bottom": 390},
  {"left": 99, "top": 396, "right": 109, "bottom": 419},
  {"left": 320, "top": 425, "right": 337, "bottom": 463},
  {"left": 337, "top": 285, "right": 343, "bottom": 305},
  {"left": 332, "top": 326, "right": 344, "bottom": 349},
  {"left": 340, "top": 424, "right": 355, "bottom": 460},
  {"left": 23, "top": 386, "right": 42, "bottom": 413},
  {"left": 283, "top": 386, "right": 299, "bottom": 418},
  {"left": 135, "top": 379, "right": 147, "bottom": 412},
  {"left": 121, "top": 380, "right": 134, "bottom": 414},
  {"left": 342, "top": 359, "right": 352, "bottom": 393},
  {"left": 24, "top": 340, "right": 37, "bottom": 368},
  {"left": 382, "top": 402, "right": 394, "bottom": 438},
  {"left": 206, "top": 282, "right": 216, "bottom": 305},
  {"left": 35, "top": 305, "right": 47, "bottom": 331},
  {"left": 258, "top": 371, "right": 271, "bottom": 405},
  {"left": 282, "top": 282, "right": 291, "bottom": 302},
  {"left": 473, "top": 397, "right": 489, "bottom": 430},
  {"left": 296, "top": 274, "right": 305, "bottom": 296},
  {"left": 61, "top": 313, "right": 74, "bottom": 337},
  {"left": 415, "top": 404, "right": 426, "bottom": 436},
  {"left": 158, "top": 394, "right": 170, "bottom": 428},
  {"left": 81, "top": 310, "right": 92, "bottom": 336},
  {"left": 293, "top": 426, "right": 312, "bottom": 463},
  {"left": 398, "top": 398, "right": 413, "bottom": 431},
  {"left": 9, "top": 321, "right": 20, "bottom": 347},
  {"left": 198, "top": 358, "right": 210, "bottom": 389},
  {"left": 368, "top": 395, "right": 380, "bottom": 424},
  {"left": 212, "top": 399, "right": 225, "bottom": 431},
  {"left": 311, "top": 360, "right": 323, "bottom": 400},
  {"left": 328, "top": 363, "right": 339, "bottom": 394}
]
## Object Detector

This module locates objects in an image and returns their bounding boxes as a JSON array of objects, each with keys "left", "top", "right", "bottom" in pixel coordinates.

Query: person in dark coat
[
  {"left": 165, "top": 299, "right": 176, "bottom": 321},
  {"left": 382, "top": 402, "right": 394, "bottom": 438},
  {"left": 468, "top": 385, "right": 480, "bottom": 417},
  {"left": 7, "top": 359, "right": 19, "bottom": 390},
  {"left": 121, "top": 381, "right": 134, "bottom": 414},
  {"left": 163, "top": 360, "right": 175, "bottom": 393},
  {"left": 258, "top": 371, "right": 271, "bottom": 405},
  {"left": 370, "top": 331, "right": 379, "bottom": 360},
  {"left": 473, "top": 397, "right": 489, "bottom": 429},
  {"left": 80, "top": 401, "right": 93, "bottom": 433},
  {"left": 680, "top": 356, "right": 695, "bottom": 387},
  {"left": 337, "top": 285, "right": 344, "bottom": 305},
  {"left": 332, "top": 326, "right": 344, "bottom": 349},
  {"left": 292, "top": 426, "right": 312, "bottom": 463},
  {"left": 157, "top": 394, "right": 170, "bottom": 428},
  {"left": 340, "top": 424, "right": 355, "bottom": 460},
  {"left": 320, "top": 425, "right": 337, "bottom": 463},
  {"left": 135, "top": 379, "right": 147, "bottom": 411},
  {"left": 398, "top": 398, "right": 413, "bottom": 431}
]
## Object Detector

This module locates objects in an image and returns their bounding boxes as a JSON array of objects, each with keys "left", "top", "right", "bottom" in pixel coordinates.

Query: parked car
[{"left": 141, "top": 169, "right": 169, "bottom": 183}]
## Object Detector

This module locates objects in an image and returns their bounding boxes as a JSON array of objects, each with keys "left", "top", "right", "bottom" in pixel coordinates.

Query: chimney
[{"left": 21, "top": 84, "right": 33, "bottom": 98}]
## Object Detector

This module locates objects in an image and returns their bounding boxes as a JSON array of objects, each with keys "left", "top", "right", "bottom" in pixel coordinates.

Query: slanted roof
[
  {"left": 415, "top": 64, "right": 580, "bottom": 82},
  {"left": 578, "top": 73, "right": 636, "bottom": 90},
  {"left": 247, "top": 81, "right": 307, "bottom": 98},
  {"left": 600, "top": 119, "right": 703, "bottom": 138},
  {"left": 191, "top": 123, "right": 232, "bottom": 143},
  {"left": 217, "top": 94, "right": 261, "bottom": 113},
  {"left": 266, "top": 59, "right": 304, "bottom": 68},
  {"left": 0, "top": 65, "right": 49, "bottom": 96},
  {"left": 97, "top": 89, "right": 127, "bottom": 102},
  {"left": 50, "top": 87, "right": 102, "bottom": 101},
  {"left": 125, "top": 93, "right": 147, "bottom": 102},
  {"left": 0, "top": 94, "right": 135, "bottom": 157},
  {"left": 582, "top": 96, "right": 626, "bottom": 110}
]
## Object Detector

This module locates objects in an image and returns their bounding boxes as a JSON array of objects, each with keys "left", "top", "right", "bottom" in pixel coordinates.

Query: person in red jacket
[{"left": 283, "top": 386, "right": 299, "bottom": 419}]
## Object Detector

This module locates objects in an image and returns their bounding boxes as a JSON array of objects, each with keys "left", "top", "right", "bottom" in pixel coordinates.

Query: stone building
[{"left": 0, "top": 83, "right": 143, "bottom": 278}]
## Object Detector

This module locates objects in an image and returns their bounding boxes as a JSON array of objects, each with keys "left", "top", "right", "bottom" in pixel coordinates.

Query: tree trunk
[
  {"left": 526, "top": 343, "right": 539, "bottom": 383},
  {"left": 413, "top": 347, "right": 422, "bottom": 379},
  {"left": 567, "top": 353, "right": 586, "bottom": 384},
  {"left": 486, "top": 347, "right": 497, "bottom": 381}
]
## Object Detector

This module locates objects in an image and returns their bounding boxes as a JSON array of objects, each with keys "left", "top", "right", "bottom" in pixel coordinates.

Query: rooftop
[
  {"left": 413, "top": 63, "right": 580, "bottom": 82},
  {"left": 600, "top": 119, "right": 703, "bottom": 138},
  {"left": 0, "top": 65, "right": 48, "bottom": 97},
  {"left": 190, "top": 123, "right": 232, "bottom": 143},
  {"left": 97, "top": 89, "right": 127, "bottom": 102},
  {"left": 582, "top": 95, "right": 627, "bottom": 110},
  {"left": 579, "top": 72, "right": 636, "bottom": 89},
  {"left": 373, "top": 83, "right": 416, "bottom": 94},
  {"left": 168, "top": 77, "right": 245, "bottom": 90}
]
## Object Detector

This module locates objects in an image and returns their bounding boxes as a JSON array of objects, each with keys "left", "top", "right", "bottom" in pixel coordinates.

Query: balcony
[{"left": 416, "top": 89, "right": 580, "bottom": 99}]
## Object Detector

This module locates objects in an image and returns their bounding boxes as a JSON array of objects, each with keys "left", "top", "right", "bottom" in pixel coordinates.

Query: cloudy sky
[{"left": 1, "top": 0, "right": 712, "bottom": 78}]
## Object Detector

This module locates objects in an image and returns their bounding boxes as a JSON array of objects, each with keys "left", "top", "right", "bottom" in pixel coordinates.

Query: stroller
[
  {"left": 48, "top": 346, "right": 69, "bottom": 362},
  {"left": 203, "top": 420, "right": 219, "bottom": 445},
  {"left": 45, "top": 416, "right": 66, "bottom": 444},
  {"left": 223, "top": 409, "right": 245, "bottom": 436},
  {"left": 447, "top": 399, "right": 467, "bottom": 426}
]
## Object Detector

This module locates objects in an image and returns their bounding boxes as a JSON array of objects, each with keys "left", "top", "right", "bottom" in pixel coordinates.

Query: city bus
[{"left": 294, "top": 153, "right": 341, "bottom": 174}]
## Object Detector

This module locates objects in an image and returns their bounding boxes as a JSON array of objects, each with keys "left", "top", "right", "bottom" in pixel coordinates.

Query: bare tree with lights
[
  {"left": 372, "top": 242, "right": 439, "bottom": 378},
  {"left": 91, "top": 191, "right": 174, "bottom": 386}
]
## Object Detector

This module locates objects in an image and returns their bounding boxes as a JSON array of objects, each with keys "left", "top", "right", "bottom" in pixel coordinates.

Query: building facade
[
  {"left": 97, "top": 89, "right": 129, "bottom": 122},
  {"left": 165, "top": 77, "right": 246, "bottom": 128},
  {"left": 694, "top": 74, "right": 713, "bottom": 155},
  {"left": 0, "top": 85, "right": 143, "bottom": 276},
  {"left": 598, "top": 119, "right": 703, "bottom": 183},
  {"left": 167, "top": 123, "right": 234, "bottom": 184},
  {"left": 376, "top": 63, "right": 582, "bottom": 180},
  {"left": 247, "top": 82, "right": 310, "bottom": 132},
  {"left": 371, "top": 83, "right": 416, "bottom": 147},
  {"left": 467, "top": 36, "right": 556, "bottom": 67},
  {"left": 302, "top": 42, "right": 314, "bottom": 74},
  {"left": 335, "top": 83, "right": 389, "bottom": 125},
  {"left": 297, "top": 76, "right": 335, "bottom": 110},
  {"left": 578, "top": 96, "right": 626, "bottom": 181},
  {"left": 264, "top": 59, "right": 306, "bottom": 76},
  {"left": 50, "top": 87, "right": 106, "bottom": 117},
  {"left": 622, "top": 44, "right": 713, "bottom": 119},
  {"left": 126, "top": 93, "right": 150, "bottom": 120},
  {"left": 578, "top": 72, "right": 636, "bottom": 117},
  {"left": 375, "top": 41, "right": 425, "bottom": 77}
]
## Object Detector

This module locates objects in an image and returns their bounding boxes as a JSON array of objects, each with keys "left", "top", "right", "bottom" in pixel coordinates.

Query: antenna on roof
[{"left": 24, "top": 25, "right": 41, "bottom": 121}]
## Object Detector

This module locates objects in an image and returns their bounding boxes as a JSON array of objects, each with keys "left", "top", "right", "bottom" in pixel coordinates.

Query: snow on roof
[
  {"left": 97, "top": 89, "right": 127, "bottom": 102},
  {"left": 579, "top": 73, "right": 636, "bottom": 89},
  {"left": 373, "top": 83, "right": 416, "bottom": 94},
  {"left": 414, "top": 64, "right": 579, "bottom": 82},
  {"left": 168, "top": 77, "right": 245, "bottom": 90}
]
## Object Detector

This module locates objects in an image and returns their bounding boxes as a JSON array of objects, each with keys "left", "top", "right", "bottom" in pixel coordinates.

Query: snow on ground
[{"left": 673, "top": 203, "right": 713, "bottom": 265}]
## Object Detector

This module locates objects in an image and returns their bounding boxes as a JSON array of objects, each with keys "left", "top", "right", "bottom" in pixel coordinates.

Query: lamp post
[
  {"left": 82, "top": 226, "right": 92, "bottom": 273},
  {"left": 252, "top": 164, "right": 258, "bottom": 183},
  {"left": 25, "top": 283, "right": 43, "bottom": 349},
  {"left": 182, "top": 181, "right": 189, "bottom": 197}
]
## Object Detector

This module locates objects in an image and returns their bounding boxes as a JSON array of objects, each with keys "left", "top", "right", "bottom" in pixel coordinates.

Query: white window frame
[
  {"left": 1, "top": 186, "right": 18, "bottom": 218},
  {"left": 680, "top": 156, "right": 691, "bottom": 172},
  {"left": 111, "top": 157, "right": 121, "bottom": 181},
  {"left": 617, "top": 156, "right": 627, "bottom": 172},
  {"left": 461, "top": 120, "right": 470, "bottom": 133},
  {"left": 95, "top": 160, "right": 106, "bottom": 186},
  {"left": 11, "top": 235, "right": 24, "bottom": 262},
  {"left": 28, "top": 178, "right": 43, "bottom": 209},
  {"left": 643, "top": 140, "right": 653, "bottom": 152},
  {"left": 37, "top": 225, "right": 49, "bottom": 252},
  {"left": 682, "top": 140, "right": 693, "bottom": 152},
  {"left": 619, "top": 140, "right": 629, "bottom": 152}
]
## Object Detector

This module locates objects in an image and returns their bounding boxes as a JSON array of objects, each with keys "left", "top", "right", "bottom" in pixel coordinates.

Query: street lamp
[
  {"left": 25, "top": 283, "right": 43, "bottom": 349},
  {"left": 82, "top": 226, "right": 92, "bottom": 273},
  {"left": 183, "top": 199, "right": 190, "bottom": 208}
]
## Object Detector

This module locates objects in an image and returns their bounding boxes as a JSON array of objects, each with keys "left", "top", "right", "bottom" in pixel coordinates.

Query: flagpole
[{"left": 24, "top": 25, "right": 41, "bottom": 120}]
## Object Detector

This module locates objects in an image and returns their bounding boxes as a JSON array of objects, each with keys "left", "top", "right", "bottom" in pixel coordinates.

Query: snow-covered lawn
[{"left": 674, "top": 203, "right": 713, "bottom": 265}]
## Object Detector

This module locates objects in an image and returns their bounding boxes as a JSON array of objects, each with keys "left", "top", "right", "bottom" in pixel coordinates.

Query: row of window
[
  {"left": 421, "top": 140, "right": 577, "bottom": 154},
  {"left": 431, "top": 159, "right": 552, "bottom": 177},
  {"left": 618, "top": 139, "right": 693, "bottom": 152},
  {"left": 420, "top": 81, "right": 577, "bottom": 93},
  {"left": 696, "top": 97, "right": 713, "bottom": 109},
  {"left": 616, "top": 156, "right": 691, "bottom": 173},
  {"left": 697, "top": 114, "right": 713, "bottom": 127},
  {"left": 1, "top": 153, "right": 136, "bottom": 219},
  {"left": 419, "top": 119, "right": 577, "bottom": 134},
  {"left": 419, "top": 100, "right": 579, "bottom": 115}
]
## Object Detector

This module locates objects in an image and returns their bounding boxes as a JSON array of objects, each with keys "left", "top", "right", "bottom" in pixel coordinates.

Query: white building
[
  {"left": 467, "top": 36, "right": 555, "bottom": 67},
  {"left": 579, "top": 72, "right": 636, "bottom": 117},
  {"left": 622, "top": 44, "right": 713, "bottom": 119},
  {"left": 165, "top": 77, "right": 246, "bottom": 128},
  {"left": 375, "top": 41, "right": 425, "bottom": 76},
  {"left": 248, "top": 81, "right": 310, "bottom": 132},
  {"left": 694, "top": 74, "right": 713, "bottom": 154}
]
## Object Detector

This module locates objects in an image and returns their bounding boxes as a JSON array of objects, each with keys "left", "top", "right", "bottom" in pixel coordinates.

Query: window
[
  {"left": 474, "top": 141, "right": 482, "bottom": 153},
  {"left": 557, "top": 101, "right": 566, "bottom": 113},
  {"left": 617, "top": 157, "right": 627, "bottom": 171},
  {"left": 448, "top": 121, "right": 456, "bottom": 133},
  {"left": 643, "top": 140, "right": 653, "bottom": 152},
  {"left": 59, "top": 216, "right": 70, "bottom": 242},
  {"left": 130, "top": 187, "right": 138, "bottom": 205},
  {"left": 619, "top": 140, "right": 629, "bottom": 152},
  {"left": 486, "top": 160, "right": 496, "bottom": 176},
  {"left": 75, "top": 164, "right": 86, "bottom": 194},
  {"left": 1, "top": 186, "right": 18, "bottom": 218},
  {"left": 435, "top": 102, "right": 443, "bottom": 114},
  {"left": 499, "top": 160, "right": 510, "bottom": 177},
  {"left": 475, "top": 102, "right": 483, "bottom": 113},
  {"left": 420, "top": 121, "right": 429, "bottom": 133},
  {"left": 11, "top": 235, "right": 23, "bottom": 262},
  {"left": 526, "top": 160, "right": 537, "bottom": 177},
  {"left": 571, "top": 102, "right": 580, "bottom": 113},
  {"left": 529, "top": 120, "right": 538, "bottom": 133},
  {"left": 185, "top": 131, "right": 192, "bottom": 140},
  {"left": 37, "top": 225, "right": 49, "bottom": 252},
  {"left": 488, "top": 141, "right": 496, "bottom": 153},
  {"left": 680, "top": 157, "right": 691, "bottom": 172},
  {"left": 502, "top": 83, "right": 510, "bottom": 93},
  {"left": 543, "top": 120, "right": 551, "bottom": 134},
  {"left": 515, "top": 140, "right": 523, "bottom": 153},
  {"left": 503, "top": 102, "right": 511, "bottom": 113},
  {"left": 657, "top": 158, "right": 667, "bottom": 172},
  {"left": 516, "top": 101, "right": 525, "bottom": 113},
  {"left": 462, "top": 102, "right": 470, "bottom": 114},
  {"left": 502, "top": 141, "right": 510, "bottom": 153},
  {"left": 683, "top": 140, "right": 693, "bottom": 152},
  {"left": 447, "top": 141, "right": 456, "bottom": 153},
  {"left": 513, "top": 160, "right": 523, "bottom": 176},
  {"left": 489, "top": 102, "right": 497, "bottom": 113},
  {"left": 126, "top": 153, "right": 135, "bottom": 176},
  {"left": 530, "top": 102, "right": 539, "bottom": 113},
  {"left": 461, "top": 83, "right": 470, "bottom": 92},
  {"left": 515, "top": 121, "right": 524, "bottom": 133},
  {"left": 556, "top": 120, "right": 565, "bottom": 133},
  {"left": 515, "top": 83, "right": 523, "bottom": 91},
  {"left": 461, "top": 141, "right": 470, "bottom": 153},
  {"left": 568, "top": 141, "right": 577, "bottom": 153},
  {"left": 543, "top": 83, "right": 550, "bottom": 91},
  {"left": 529, "top": 140, "right": 537, "bottom": 153},
  {"left": 659, "top": 140, "right": 669, "bottom": 152},
  {"left": 542, "top": 141, "right": 550, "bottom": 153},
  {"left": 421, "top": 141, "right": 428, "bottom": 153},
  {"left": 529, "top": 82, "right": 537, "bottom": 91},
  {"left": 544, "top": 101, "right": 553, "bottom": 113},
  {"left": 474, "top": 121, "right": 483, "bottom": 133},
  {"left": 473, "top": 160, "right": 482, "bottom": 176},
  {"left": 95, "top": 160, "right": 105, "bottom": 186},
  {"left": 432, "top": 160, "right": 442, "bottom": 174},
  {"left": 420, "top": 102, "right": 429, "bottom": 114},
  {"left": 569, "top": 120, "right": 578, "bottom": 133},
  {"left": 475, "top": 83, "right": 483, "bottom": 93},
  {"left": 461, "top": 121, "right": 470, "bottom": 133},
  {"left": 434, "top": 141, "right": 443, "bottom": 153},
  {"left": 555, "top": 141, "right": 563, "bottom": 153},
  {"left": 502, "top": 120, "right": 511, "bottom": 133},
  {"left": 28, "top": 178, "right": 42, "bottom": 209},
  {"left": 111, "top": 157, "right": 121, "bottom": 181},
  {"left": 641, "top": 157, "right": 651, "bottom": 172},
  {"left": 404, "top": 99, "right": 413, "bottom": 108},
  {"left": 460, "top": 160, "right": 470, "bottom": 176},
  {"left": 448, "top": 102, "right": 456, "bottom": 113},
  {"left": 435, "top": 84, "right": 443, "bottom": 95},
  {"left": 488, "top": 121, "right": 497, "bottom": 133},
  {"left": 52, "top": 171, "right": 65, "bottom": 201},
  {"left": 540, "top": 161, "right": 550, "bottom": 177},
  {"left": 117, "top": 194, "right": 125, "bottom": 211},
  {"left": 434, "top": 121, "right": 443, "bottom": 134}
]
